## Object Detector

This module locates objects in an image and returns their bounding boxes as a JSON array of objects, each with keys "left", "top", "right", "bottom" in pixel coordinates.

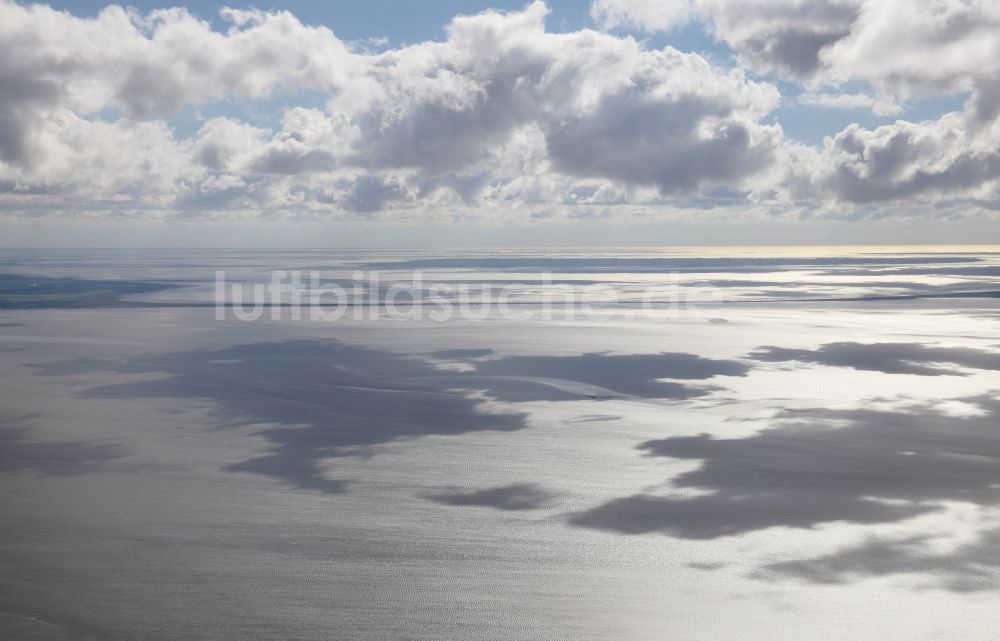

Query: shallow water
[{"left": 1, "top": 247, "right": 999, "bottom": 640}]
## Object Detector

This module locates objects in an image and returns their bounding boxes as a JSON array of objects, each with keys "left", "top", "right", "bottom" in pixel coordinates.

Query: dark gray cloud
[
  {"left": 693, "top": 0, "right": 862, "bottom": 77},
  {"left": 426, "top": 483, "right": 557, "bottom": 510},
  {"left": 821, "top": 124, "right": 1000, "bottom": 204},
  {"left": 570, "top": 395, "right": 1000, "bottom": 538},
  {"left": 114, "top": 62, "right": 189, "bottom": 119},
  {"left": 968, "top": 79, "right": 1000, "bottom": 126},
  {"left": 354, "top": 60, "right": 544, "bottom": 175},
  {"left": 0, "top": 73, "right": 60, "bottom": 166},
  {"left": 749, "top": 342, "right": 1000, "bottom": 376},
  {"left": 545, "top": 94, "right": 773, "bottom": 194},
  {"left": 340, "top": 175, "right": 408, "bottom": 213},
  {"left": 250, "top": 147, "right": 338, "bottom": 175},
  {"left": 737, "top": 27, "right": 848, "bottom": 76}
]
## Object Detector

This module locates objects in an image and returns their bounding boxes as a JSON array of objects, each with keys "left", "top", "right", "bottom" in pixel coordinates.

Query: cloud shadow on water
[
  {"left": 33, "top": 341, "right": 746, "bottom": 493},
  {"left": 760, "top": 528, "right": 1000, "bottom": 592},
  {"left": 429, "top": 348, "right": 494, "bottom": 359},
  {"left": 34, "top": 340, "right": 528, "bottom": 493},
  {"left": 438, "top": 351, "right": 750, "bottom": 401},
  {"left": 425, "top": 483, "right": 558, "bottom": 511},
  {"left": 0, "top": 415, "right": 125, "bottom": 476},
  {"left": 749, "top": 342, "right": 1000, "bottom": 376},
  {"left": 569, "top": 395, "right": 1000, "bottom": 539}
]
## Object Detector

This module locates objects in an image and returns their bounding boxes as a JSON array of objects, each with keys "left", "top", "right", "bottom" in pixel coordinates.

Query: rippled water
[{"left": 1, "top": 247, "right": 999, "bottom": 640}]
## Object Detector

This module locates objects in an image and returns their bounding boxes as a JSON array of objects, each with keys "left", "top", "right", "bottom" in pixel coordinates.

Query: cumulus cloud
[
  {"left": 248, "top": 108, "right": 355, "bottom": 175},
  {"left": 345, "top": 2, "right": 780, "bottom": 199},
  {"left": 588, "top": 0, "right": 864, "bottom": 77},
  {"left": 0, "top": 1, "right": 788, "bottom": 216},
  {"left": 0, "top": 1, "right": 348, "bottom": 162},
  {"left": 541, "top": 48, "right": 781, "bottom": 194},
  {"left": 584, "top": 0, "right": 1000, "bottom": 214},
  {"left": 784, "top": 97, "right": 1000, "bottom": 207},
  {"left": 820, "top": 0, "right": 1000, "bottom": 96},
  {"left": 340, "top": 175, "right": 411, "bottom": 213},
  {"left": 1, "top": 0, "right": 1000, "bottom": 220},
  {"left": 595, "top": 0, "right": 1000, "bottom": 95},
  {"left": 699, "top": 0, "right": 862, "bottom": 77}
]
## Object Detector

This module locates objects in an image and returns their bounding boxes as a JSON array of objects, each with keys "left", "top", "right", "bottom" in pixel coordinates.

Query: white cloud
[
  {"left": 821, "top": 0, "right": 1000, "bottom": 96},
  {"left": 590, "top": 0, "right": 694, "bottom": 32},
  {"left": 1, "top": 0, "right": 1000, "bottom": 222},
  {"left": 0, "top": 1, "right": 786, "bottom": 217},
  {"left": 597, "top": 0, "right": 1000, "bottom": 99},
  {"left": 775, "top": 93, "right": 1000, "bottom": 209},
  {"left": 587, "top": 0, "right": 1000, "bottom": 214},
  {"left": 0, "top": 1, "right": 351, "bottom": 166},
  {"left": 796, "top": 92, "right": 901, "bottom": 117}
]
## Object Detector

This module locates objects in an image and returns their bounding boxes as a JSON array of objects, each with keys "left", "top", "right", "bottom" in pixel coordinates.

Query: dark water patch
[
  {"left": 466, "top": 352, "right": 749, "bottom": 401},
  {"left": 430, "top": 348, "right": 494, "bottom": 359},
  {"left": 33, "top": 340, "right": 527, "bottom": 493},
  {"left": 426, "top": 483, "right": 557, "bottom": 511},
  {"left": 0, "top": 418, "right": 124, "bottom": 476},
  {"left": 761, "top": 529, "right": 1000, "bottom": 592},
  {"left": 570, "top": 396, "right": 1000, "bottom": 538},
  {"left": 0, "top": 274, "right": 175, "bottom": 309},
  {"left": 750, "top": 342, "right": 1000, "bottom": 376}
]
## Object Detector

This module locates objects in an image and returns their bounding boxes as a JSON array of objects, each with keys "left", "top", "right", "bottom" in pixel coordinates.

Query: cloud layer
[{"left": 1, "top": 0, "right": 1000, "bottom": 222}]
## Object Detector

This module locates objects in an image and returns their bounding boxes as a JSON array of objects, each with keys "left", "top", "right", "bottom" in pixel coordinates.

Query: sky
[{"left": 1, "top": 0, "right": 1000, "bottom": 246}]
